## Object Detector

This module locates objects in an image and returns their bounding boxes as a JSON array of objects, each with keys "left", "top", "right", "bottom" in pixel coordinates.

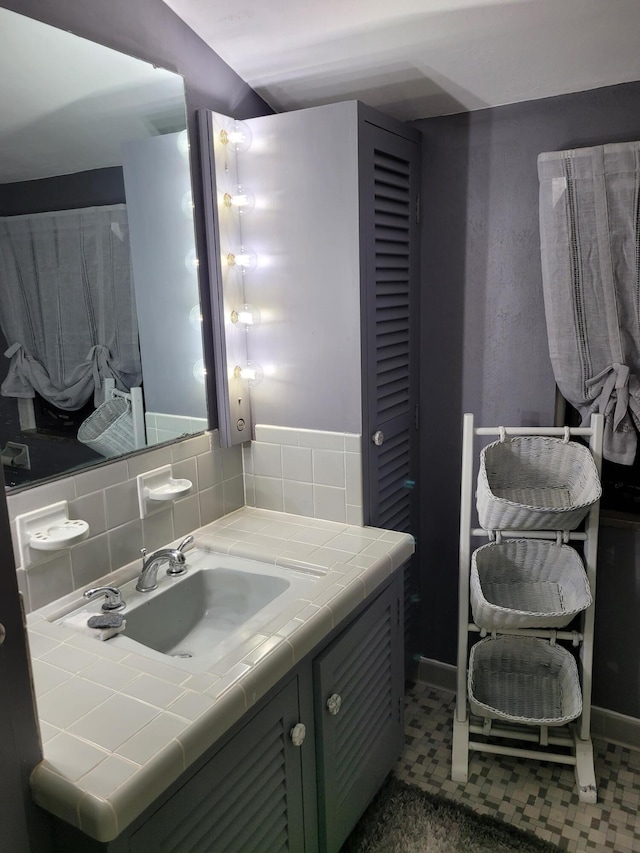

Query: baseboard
[
  {"left": 415, "top": 656, "right": 457, "bottom": 693},
  {"left": 415, "top": 656, "right": 640, "bottom": 752}
]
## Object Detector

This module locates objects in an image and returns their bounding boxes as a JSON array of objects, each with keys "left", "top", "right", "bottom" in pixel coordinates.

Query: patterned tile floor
[{"left": 393, "top": 682, "right": 640, "bottom": 852}]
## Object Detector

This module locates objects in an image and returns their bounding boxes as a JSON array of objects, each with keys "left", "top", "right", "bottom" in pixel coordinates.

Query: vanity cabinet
[
  {"left": 314, "top": 584, "right": 404, "bottom": 852},
  {"left": 50, "top": 571, "right": 404, "bottom": 853},
  {"left": 130, "top": 677, "right": 306, "bottom": 853}
]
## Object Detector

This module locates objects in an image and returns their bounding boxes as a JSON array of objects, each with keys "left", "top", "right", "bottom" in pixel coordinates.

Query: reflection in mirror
[{"left": 0, "top": 8, "right": 208, "bottom": 490}]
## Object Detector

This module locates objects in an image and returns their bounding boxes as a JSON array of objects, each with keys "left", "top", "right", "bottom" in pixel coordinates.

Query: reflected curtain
[
  {"left": 0, "top": 204, "right": 141, "bottom": 410},
  {"left": 538, "top": 141, "right": 640, "bottom": 465}
]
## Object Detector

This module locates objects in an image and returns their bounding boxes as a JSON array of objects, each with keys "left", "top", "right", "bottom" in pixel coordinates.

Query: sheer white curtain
[
  {"left": 538, "top": 141, "right": 640, "bottom": 465},
  {"left": 0, "top": 204, "right": 141, "bottom": 410}
]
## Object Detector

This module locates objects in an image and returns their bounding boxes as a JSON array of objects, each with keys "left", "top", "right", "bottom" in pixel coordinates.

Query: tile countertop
[{"left": 27, "top": 507, "right": 414, "bottom": 843}]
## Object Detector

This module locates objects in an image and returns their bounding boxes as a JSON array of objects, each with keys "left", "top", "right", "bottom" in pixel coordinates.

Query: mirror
[{"left": 0, "top": 8, "right": 208, "bottom": 490}]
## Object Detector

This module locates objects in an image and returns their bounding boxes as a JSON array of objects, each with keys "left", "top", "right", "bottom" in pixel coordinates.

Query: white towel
[{"left": 63, "top": 610, "right": 126, "bottom": 641}]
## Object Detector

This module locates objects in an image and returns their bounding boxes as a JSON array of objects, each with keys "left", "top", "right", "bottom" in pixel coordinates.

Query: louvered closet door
[
  {"left": 313, "top": 580, "right": 404, "bottom": 853},
  {"left": 359, "top": 115, "right": 420, "bottom": 676},
  {"left": 131, "top": 678, "right": 304, "bottom": 853},
  {"left": 359, "top": 118, "right": 420, "bottom": 535}
]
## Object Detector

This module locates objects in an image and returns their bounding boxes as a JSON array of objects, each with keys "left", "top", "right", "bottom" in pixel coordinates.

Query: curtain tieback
[
  {"left": 87, "top": 344, "right": 112, "bottom": 391},
  {"left": 585, "top": 363, "right": 640, "bottom": 430},
  {"left": 4, "top": 342, "right": 24, "bottom": 360},
  {"left": 4, "top": 342, "right": 29, "bottom": 377}
]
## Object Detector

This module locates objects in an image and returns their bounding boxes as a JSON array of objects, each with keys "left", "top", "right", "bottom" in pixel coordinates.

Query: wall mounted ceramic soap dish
[
  {"left": 137, "top": 465, "right": 192, "bottom": 517},
  {"left": 15, "top": 501, "right": 90, "bottom": 568},
  {"left": 147, "top": 479, "right": 192, "bottom": 501},
  {"left": 29, "top": 519, "right": 89, "bottom": 550}
]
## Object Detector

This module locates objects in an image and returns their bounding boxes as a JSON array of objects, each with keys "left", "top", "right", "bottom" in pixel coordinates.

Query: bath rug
[{"left": 341, "top": 776, "right": 562, "bottom": 853}]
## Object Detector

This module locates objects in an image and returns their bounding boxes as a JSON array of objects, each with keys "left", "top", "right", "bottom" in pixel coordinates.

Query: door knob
[
  {"left": 290, "top": 722, "right": 306, "bottom": 747},
  {"left": 326, "top": 693, "right": 342, "bottom": 715},
  {"left": 371, "top": 430, "right": 384, "bottom": 446}
]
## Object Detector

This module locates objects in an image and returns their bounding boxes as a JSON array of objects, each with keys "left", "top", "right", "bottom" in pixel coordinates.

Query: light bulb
[
  {"left": 189, "top": 305, "right": 203, "bottom": 329},
  {"left": 185, "top": 249, "right": 199, "bottom": 272},
  {"left": 226, "top": 246, "right": 257, "bottom": 273},
  {"left": 233, "top": 362, "right": 263, "bottom": 386},
  {"left": 181, "top": 191, "right": 194, "bottom": 218},
  {"left": 230, "top": 304, "right": 260, "bottom": 327},
  {"left": 177, "top": 129, "right": 190, "bottom": 156},
  {"left": 219, "top": 120, "right": 252, "bottom": 152},
  {"left": 222, "top": 186, "right": 255, "bottom": 216}
]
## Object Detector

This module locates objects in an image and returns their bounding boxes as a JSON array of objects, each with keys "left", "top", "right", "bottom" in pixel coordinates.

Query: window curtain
[
  {"left": 538, "top": 141, "right": 640, "bottom": 465},
  {"left": 0, "top": 204, "right": 141, "bottom": 410}
]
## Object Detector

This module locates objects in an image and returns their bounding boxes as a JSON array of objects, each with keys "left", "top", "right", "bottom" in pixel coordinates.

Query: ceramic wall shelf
[
  {"left": 137, "top": 465, "right": 192, "bottom": 518},
  {"left": 15, "top": 501, "right": 90, "bottom": 568}
]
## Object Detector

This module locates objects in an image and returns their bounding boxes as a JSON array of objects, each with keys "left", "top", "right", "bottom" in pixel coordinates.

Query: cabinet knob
[
  {"left": 371, "top": 430, "right": 384, "bottom": 447},
  {"left": 326, "top": 693, "right": 342, "bottom": 715},
  {"left": 290, "top": 722, "right": 306, "bottom": 747}
]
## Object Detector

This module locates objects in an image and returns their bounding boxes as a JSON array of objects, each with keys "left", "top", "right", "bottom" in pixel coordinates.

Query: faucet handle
[
  {"left": 83, "top": 586, "right": 125, "bottom": 611},
  {"left": 167, "top": 536, "right": 193, "bottom": 578},
  {"left": 177, "top": 535, "right": 194, "bottom": 553}
]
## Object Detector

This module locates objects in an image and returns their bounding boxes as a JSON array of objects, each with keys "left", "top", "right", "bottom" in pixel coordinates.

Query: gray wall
[
  {"left": 241, "top": 102, "right": 362, "bottom": 434},
  {"left": 0, "top": 167, "right": 125, "bottom": 215},
  {"left": 414, "top": 80, "right": 640, "bottom": 718}
]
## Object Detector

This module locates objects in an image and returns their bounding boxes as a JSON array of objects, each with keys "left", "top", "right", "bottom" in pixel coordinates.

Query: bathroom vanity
[{"left": 27, "top": 507, "right": 413, "bottom": 852}]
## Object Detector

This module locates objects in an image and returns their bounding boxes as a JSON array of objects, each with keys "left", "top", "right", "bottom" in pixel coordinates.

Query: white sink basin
[
  {"left": 124, "top": 567, "right": 290, "bottom": 656},
  {"left": 59, "top": 550, "right": 320, "bottom": 672}
]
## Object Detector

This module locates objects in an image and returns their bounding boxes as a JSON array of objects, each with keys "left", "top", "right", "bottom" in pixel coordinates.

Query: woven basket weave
[
  {"left": 470, "top": 539, "right": 592, "bottom": 630},
  {"left": 476, "top": 436, "right": 601, "bottom": 530},
  {"left": 77, "top": 397, "right": 136, "bottom": 458},
  {"left": 468, "top": 636, "right": 582, "bottom": 726}
]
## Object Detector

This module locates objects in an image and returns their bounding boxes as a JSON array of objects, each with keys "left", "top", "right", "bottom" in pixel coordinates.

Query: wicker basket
[
  {"left": 468, "top": 636, "right": 582, "bottom": 726},
  {"left": 77, "top": 397, "right": 136, "bottom": 458},
  {"left": 470, "top": 539, "right": 592, "bottom": 630},
  {"left": 476, "top": 436, "right": 601, "bottom": 530}
]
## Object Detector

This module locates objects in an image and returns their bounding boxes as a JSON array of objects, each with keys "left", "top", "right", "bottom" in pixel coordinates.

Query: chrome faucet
[
  {"left": 136, "top": 535, "right": 194, "bottom": 592},
  {"left": 83, "top": 585, "right": 125, "bottom": 611}
]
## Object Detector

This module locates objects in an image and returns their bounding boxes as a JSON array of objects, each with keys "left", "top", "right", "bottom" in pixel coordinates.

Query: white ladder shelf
[{"left": 451, "top": 413, "right": 604, "bottom": 804}]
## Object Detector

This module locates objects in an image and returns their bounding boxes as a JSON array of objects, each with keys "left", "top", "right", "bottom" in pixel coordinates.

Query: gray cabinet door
[
  {"left": 131, "top": 677, "right": 305, "bottom": 853},
  {"left": 358, "top": 114, "right": 421, "bottom": 674},
  {"left": 359, "top": 116, "right": 420, "bottom": 536},
  {"left": 313, "top": 578, "right": 404, "bottom": 853}
]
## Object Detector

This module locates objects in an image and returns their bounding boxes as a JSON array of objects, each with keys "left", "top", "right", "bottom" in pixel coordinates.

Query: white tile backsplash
[
  {"left": 70, "top": 534, "right": 112, "bottom": 589},
  {"left": 253, "top": 475, "right": 285, "bottom": 512},
  {"left": 26, "top": 552, "right": 74, "bottom": 612},
  {"left": 283, "top": 480, "right": 314, "bottom": 516},
  {"left": 282, "top": 445, "right": 313, "bottom": 482},
  {"left": 9, "top": 426, "right": 364, "bottom": 613},
  {"left": 313, "top": 484, "right": 347, "bottom": 523},
  {"left": 7, "top": 430, "right": 242, "bottom": 614},
  {"left": 245, "top": 426, "right": 362, "bottom": 525},
  {"left": 222, "top": 475, "right": 245, "bottom": 515},
  {"left": 312, "top": 449, "right": 345, "bottom": 488},
  {"left": 198, "top": 483, "right": 225, "bottom": 526},
  {"left": 172, "top": 494, "right": 201, "bottom": 538},
  {"left": 252, "top": 442, "right": 283, "bottom": 478}
]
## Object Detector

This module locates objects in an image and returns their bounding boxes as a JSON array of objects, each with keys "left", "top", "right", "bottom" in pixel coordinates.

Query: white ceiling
[
  {"left": 163, "top": 0, "right": 640, "bottom": 121},
  {"left": 0, "top": 8, "right": 185, "bottom": 183}
]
